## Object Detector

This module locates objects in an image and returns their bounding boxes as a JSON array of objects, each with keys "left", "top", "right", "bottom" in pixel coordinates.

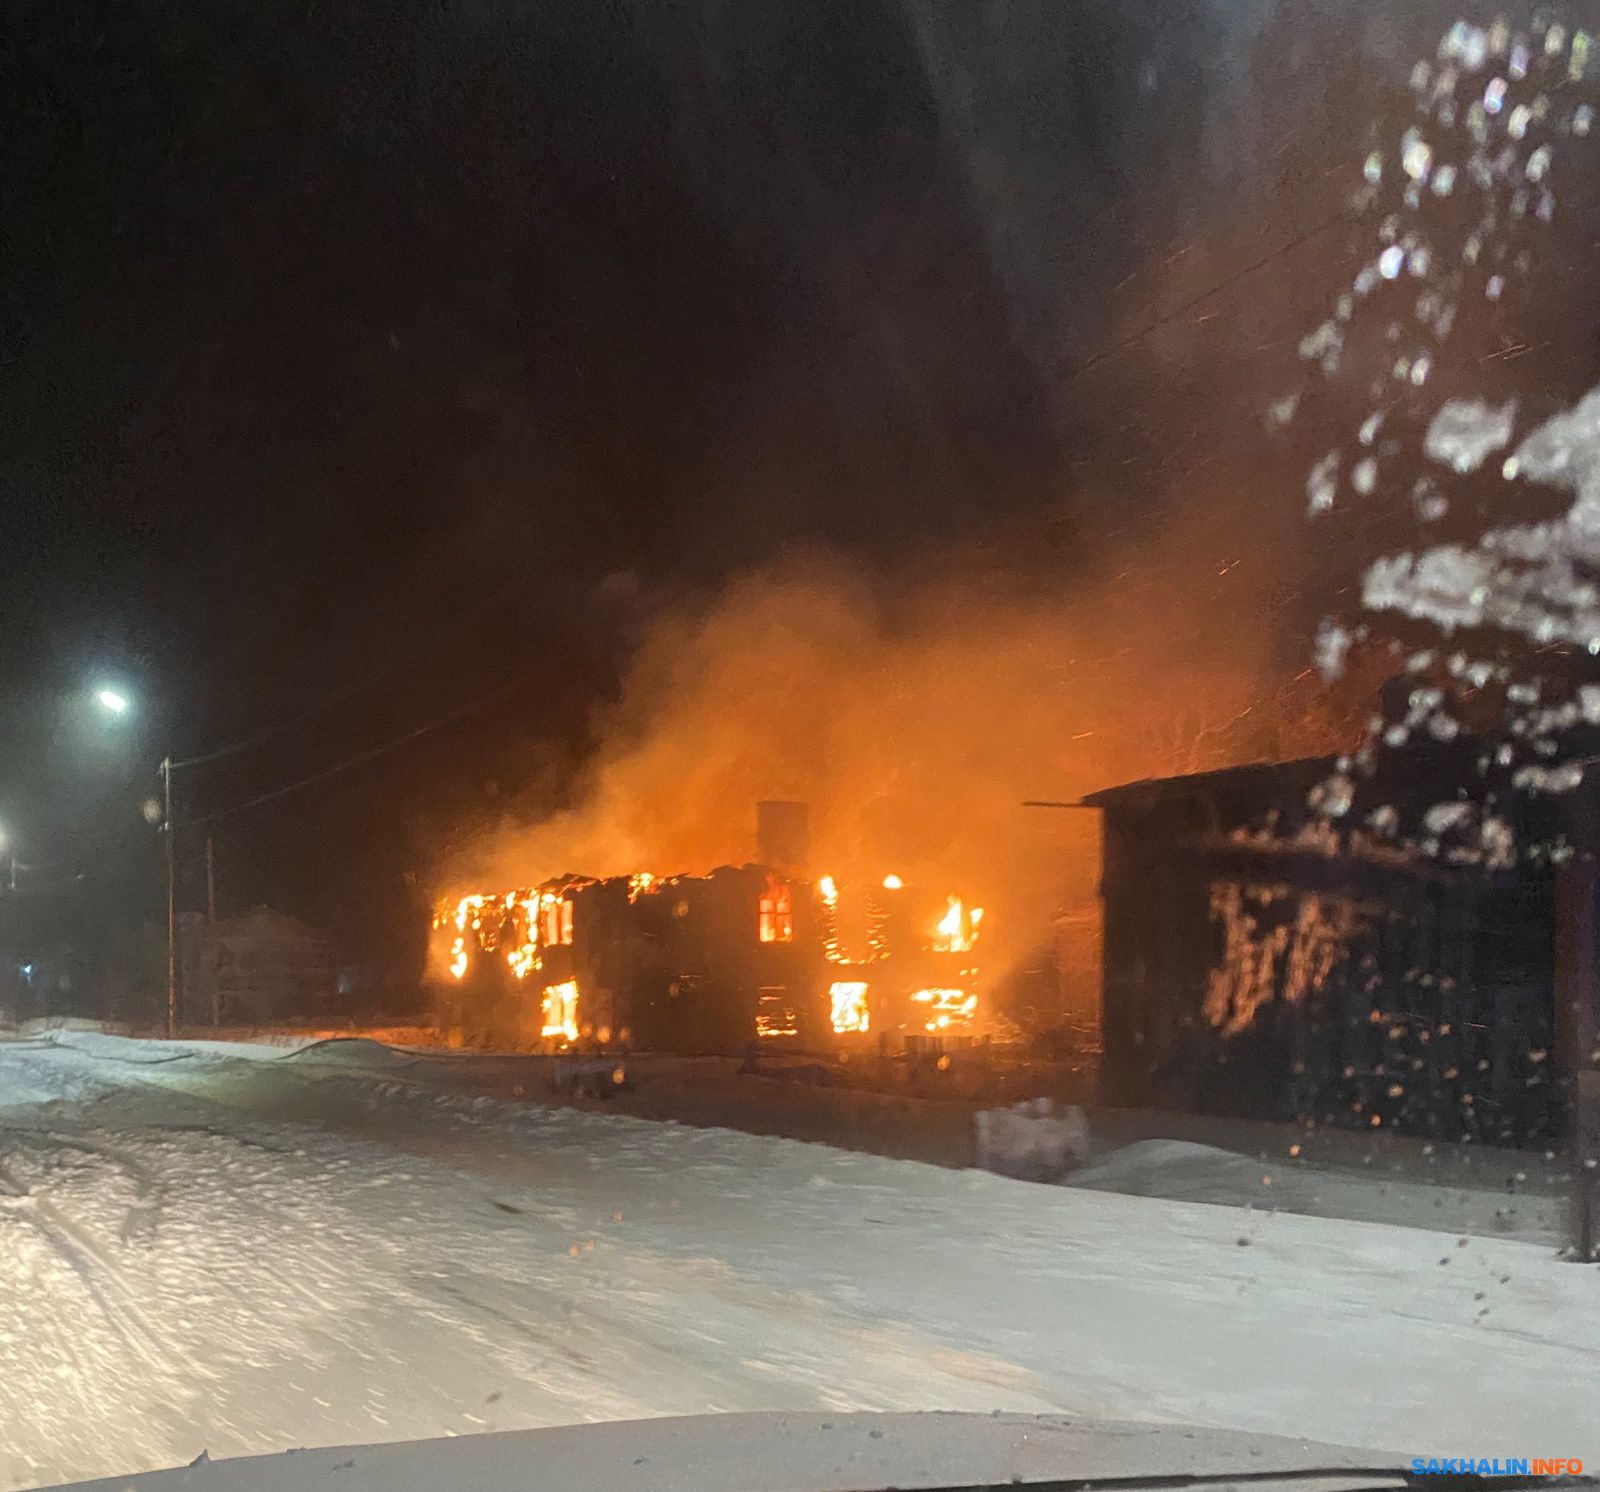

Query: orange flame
[
  {"left": 931, "top": 895, "right": 981, "bottom": 953},
  {"left": 909, "top": 986, "right": 978, "bottom": 1032},
  {"left": 828, "top": 980, "right": 870, "bottom": 1034},
  {"left": 541, "top": 979, "right": 580, "bottom": 1043}
]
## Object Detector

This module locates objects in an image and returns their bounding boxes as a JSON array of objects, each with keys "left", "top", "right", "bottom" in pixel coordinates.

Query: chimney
[{"left": 756, "top": 801, "right": 810, "bottom": 871}]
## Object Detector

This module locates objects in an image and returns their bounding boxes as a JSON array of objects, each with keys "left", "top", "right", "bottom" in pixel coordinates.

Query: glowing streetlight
[{"left": 89, "top": 681, "right": 175, "bottom": 1032}]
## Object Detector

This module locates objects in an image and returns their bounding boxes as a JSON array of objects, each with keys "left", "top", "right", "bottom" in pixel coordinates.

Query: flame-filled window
[
  {"left": 756, "top": 986, "right": 798, "bottom": 1039},
  {"left": 758, "top": 878, "right": 793, "bottom": 943},
  {"left": 541, "top": 897, "right": 574, "bottom": 947}
]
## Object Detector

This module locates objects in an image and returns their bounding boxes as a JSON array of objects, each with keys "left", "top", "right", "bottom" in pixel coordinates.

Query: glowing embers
[
  {"left": 910, "top": 986, "right": 977, "bottom": 1033},
  {"left": 756, "top": 986, "right": 799, "bottom": 1039}
]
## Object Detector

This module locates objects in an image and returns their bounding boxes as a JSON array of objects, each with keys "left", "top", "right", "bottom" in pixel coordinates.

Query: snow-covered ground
[
  {"left": 0, "top": 1032, "right": 1594, "bottom": 1491},
  {"left": 1066, "top": 1137, "right": 1567, "bottom": 1246}
]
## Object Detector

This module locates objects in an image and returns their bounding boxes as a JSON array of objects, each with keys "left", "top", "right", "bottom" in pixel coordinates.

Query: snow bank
[{"left": 282, "top": 1037, "right": 419, "bottom": 1068}]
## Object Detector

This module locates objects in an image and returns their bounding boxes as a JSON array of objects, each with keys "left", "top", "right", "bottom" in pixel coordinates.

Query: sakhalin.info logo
[{"left": 1409, "top": 1460, "right": 1585, "bottom": 1476}]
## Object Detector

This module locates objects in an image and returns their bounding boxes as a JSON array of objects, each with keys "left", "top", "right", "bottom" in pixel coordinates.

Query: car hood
[{"left": 50, "top": 1411, "right": 1411, "bottom": 1492}]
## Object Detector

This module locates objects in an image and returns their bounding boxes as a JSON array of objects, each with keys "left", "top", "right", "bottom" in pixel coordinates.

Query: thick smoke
[{"left": 443, "top": 512, "right": 1368, "bottom": 1008}]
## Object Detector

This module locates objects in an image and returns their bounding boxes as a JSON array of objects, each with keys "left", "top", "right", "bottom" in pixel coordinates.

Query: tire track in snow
[{"left": 0, "top": 1135, "right": 191, "bottom": 1383}]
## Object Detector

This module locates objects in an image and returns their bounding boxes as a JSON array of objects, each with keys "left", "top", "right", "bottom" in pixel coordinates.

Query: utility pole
[
  {"left": 205, "top": 833, "right": 219, "bottom": 1028},
  {"left": 162, "top": 757, "right": 176, "bottom": 1038}
]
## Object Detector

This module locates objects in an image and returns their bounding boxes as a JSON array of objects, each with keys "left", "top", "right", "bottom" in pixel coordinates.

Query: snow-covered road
[{"left": 0, "top": 1033, "right": 1594, "bottom": 1491}]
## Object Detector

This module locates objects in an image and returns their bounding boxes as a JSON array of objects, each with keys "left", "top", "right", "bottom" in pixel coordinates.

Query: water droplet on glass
[
  {"left": 1526, "top": 144, "right": 1552, "bottom": 181},
  {"left": 1379, "top": 245, "right": 1405, "bottom": 279},
  {"left": 1267, "top": 392, "right": 1300, "bottom": 427},
  {"left": 1307, "top": 451, "right": 1340, "bottom": 513},
  {"left": 1509, "top": 103, "right": 1532, "bottom": 139},
  {"left": 1509, "top": 41, "right": 1530, "bottom": 81},
  {"left": 1352, "top": 458, "right": 1378, "bottom": 495},
  {"left": 1401, "top": 128, "right": 1433, "bottom": 181},
  {"left": 1486, "top": 274, "right": 1505, "bottom": 300},
  {"left": 1412, "top": 478, "right": 1448, "bottom": 522},
  {"left": 1431, "top": 163, "right": 1457, "bottom": 197},
  {"left": 1363, "top": 150, "right": 1383, "bottom": 184},
  {"left": 1445, "top": 22, "right": 1489, "bottom": 72},
  {"left": 1574, "top": 104, "right": 1594, "bottom": 136}
]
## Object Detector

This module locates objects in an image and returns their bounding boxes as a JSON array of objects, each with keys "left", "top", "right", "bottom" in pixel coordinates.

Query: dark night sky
[{"left": 2, "top": 0, "right": 1591, "bottom": 981}]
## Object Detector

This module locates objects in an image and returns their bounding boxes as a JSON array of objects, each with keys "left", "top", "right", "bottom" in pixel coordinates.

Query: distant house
[
  {"left": 178, "top": 907, "right": 334, "bottom": 1027},
  {"left": 1084, "top": 744, "right": 1575, "bottom": 1148}
]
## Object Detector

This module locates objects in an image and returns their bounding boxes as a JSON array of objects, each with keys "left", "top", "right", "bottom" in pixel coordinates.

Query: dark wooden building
[
  {"left": 1086, "top": 745, "right": 1571, "bottom": 1147},
  {"left": 440, "top": 865, "right": 827, "bottom": 1053}
]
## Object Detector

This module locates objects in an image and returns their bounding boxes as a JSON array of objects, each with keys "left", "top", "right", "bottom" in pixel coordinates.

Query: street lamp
[{"left": 93, "top": 685, "right": 175, "bottom": 1035}]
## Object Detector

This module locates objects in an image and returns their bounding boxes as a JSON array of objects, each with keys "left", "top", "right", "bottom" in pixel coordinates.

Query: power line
[
  {"left": 183, "top": 660, "right": 547, "bottom": 827},
  {"left": 1050, "top": 206, "right": 1358, "bottom": 394},
  {"left": 170, "top": 572, "right": 532, "bottom": 771},
  {"left": 155, "top": 210, "right": 1357, "bottom": 806},
  {"left": 167, "top": 213, "right": 1357, "bottom": 779}
]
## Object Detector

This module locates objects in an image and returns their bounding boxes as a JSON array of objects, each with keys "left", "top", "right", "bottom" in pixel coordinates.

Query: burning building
[{"left": 431, "top": 807, "right": 990, "bottom": 1051}]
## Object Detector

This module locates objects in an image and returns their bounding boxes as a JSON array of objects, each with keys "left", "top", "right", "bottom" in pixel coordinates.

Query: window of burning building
[
  {"left": 756, "top": 986, "right": 798, "bottom": 1039},
  {"left": 541, "top": 979, "right": 579, "bottom": 1043},
  {"left": 758, "top": 878, "right": 793, "bottom": 943},
  {"left": 540, "top": 895, "right": 574, "bottom": 947},
  {"left": 829, "top": 980, "right": 870, "bottom": 1034}
]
